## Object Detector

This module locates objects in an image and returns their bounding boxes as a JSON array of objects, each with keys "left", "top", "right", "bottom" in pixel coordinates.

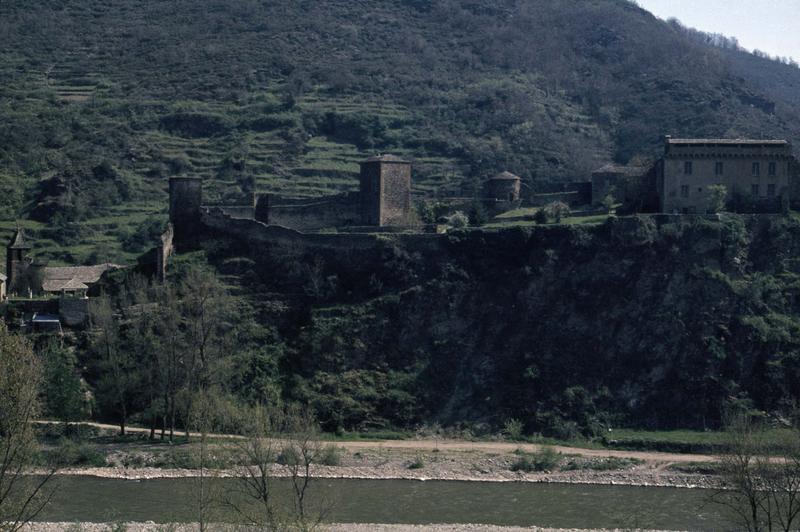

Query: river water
[{"left": 37, "top": 477, "right": 731, "bottom": 530}]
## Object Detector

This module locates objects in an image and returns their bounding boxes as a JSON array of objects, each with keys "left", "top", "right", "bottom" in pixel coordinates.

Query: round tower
[{"left": 486, "top": 171, "right": 522, "bottom": 202}]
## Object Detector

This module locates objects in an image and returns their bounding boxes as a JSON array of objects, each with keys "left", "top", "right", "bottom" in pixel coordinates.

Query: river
[{"left": 37, "top": 477, "right": 730, "bottom": 529}]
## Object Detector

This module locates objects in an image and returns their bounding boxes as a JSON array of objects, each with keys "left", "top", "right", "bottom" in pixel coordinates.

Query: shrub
[
  {"left": 408, "top": 454, "right": 425, "bottom": 469},
  {"left": 503, "top": 418, "right": 525, "bottom": 441},
  {"left": 543, "top": 201, "right": 570, "bottom": 223},
  {"left": 532, "top": 209, "right": 548, "bottom": 224},
  {"left": 318, "top": 444, "right": 342, "bottom": 466},
  {"left": 510, "top": 447, "right": 560, "bottom": 472},
  {"left": 447, "top": 211, "right": 469, "bottom": 229},
  {"left": 52, "top": 438, "right": 107, "bottom": 467}
]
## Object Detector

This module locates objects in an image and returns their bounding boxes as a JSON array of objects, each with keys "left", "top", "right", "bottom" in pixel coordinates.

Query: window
[
  {"left": 684, "top": 161, "right": 693, "bottom": 175},
  {"left": 715, "top": 162, "right": 724, "bottom": 175},
  {"left": 767, "top": 184, "right": 776, "bottom": 197},
  {"left": 680, "top": 185, "right": 690, "bottom": 198},
  {"left": 768, "top": 162, "right": 776, "bottom": 176},
  {"left": 752, "top": 162, "right": 760, "bottom": 176},
  {"left": 752, "top": 184, "right": 760, "bottom": 197}
]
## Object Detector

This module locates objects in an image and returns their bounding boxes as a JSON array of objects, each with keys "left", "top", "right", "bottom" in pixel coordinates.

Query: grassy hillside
[{"left": 0, "top": 0, "right": 799, "bottom": 264}]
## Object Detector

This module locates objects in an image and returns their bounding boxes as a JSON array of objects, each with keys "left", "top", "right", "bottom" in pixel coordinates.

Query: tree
[
  {"left": 180, "top": 267, "right": 235, "bottom": 440},
  {"left": 712, "top": 411, "right": 800, "bottom": 531},
  {"left": 41, "top": 339, "right": 86, "bottom": 429},
  {"left": 229, "top": 403, "right": 331, "bottom": 531},
  {"left": 89, "top": 293, "right": 138, "bottom": 435},
  {"left": 544, "top": 201, "right": 570, "bottom": 223},
  {"left": 707, "top": 184, "right": 727, "bottom": 214},
  {"left": 0, "top": 323, "right": 54, "bottom": 530},
  {"left": 601, "top": 193, "right": 616, "bottom": 213},
  {"left": 447, "top": 211, "right": 469, "bottom": 229}
]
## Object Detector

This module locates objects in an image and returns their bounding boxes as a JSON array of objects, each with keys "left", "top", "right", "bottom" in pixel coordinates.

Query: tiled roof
[
  {"left": 41, "top": 263, "right": 122, "bottom": 292},
  {"left": 593, "top": 164, "right": 647, "bottom": 176},
  {"left": 489, "top": 171, "right": 522, "bottom": 181}
]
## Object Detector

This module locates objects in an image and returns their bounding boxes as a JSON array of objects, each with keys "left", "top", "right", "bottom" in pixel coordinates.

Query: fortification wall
[
  {"left": 263, "top": 193, "right": 361, "bottom": 231},
  {"left": 204, "top": 205, "right": 255, "bottom": 220},
  {"left": 200, "top": 209, "right": 442, "bottom": 259}
]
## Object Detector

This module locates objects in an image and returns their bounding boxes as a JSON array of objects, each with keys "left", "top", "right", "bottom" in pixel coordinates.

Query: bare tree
[
  {"left": 228, "top": 404, "right": 333, "bottom": 531},
  {"left": 712, "top": 412, "right": 800, "bottom": 531},
  {"left": 0, "top": 322, "right": 55, "bottom": 530}
]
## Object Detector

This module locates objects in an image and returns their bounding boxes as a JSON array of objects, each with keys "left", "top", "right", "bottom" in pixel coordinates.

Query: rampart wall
[{"left": 259, "top": 193, "right": 361, "bottom": 231}]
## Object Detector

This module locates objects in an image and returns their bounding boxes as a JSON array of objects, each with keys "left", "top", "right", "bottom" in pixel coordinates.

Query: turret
[{"left": 169, "top": 177, "right": 202, "bottom": 242}]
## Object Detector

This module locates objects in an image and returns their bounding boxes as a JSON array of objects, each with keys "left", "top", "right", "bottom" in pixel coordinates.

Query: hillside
[{"left": 1, "top": 0, "right": 800, "bottom": 265}]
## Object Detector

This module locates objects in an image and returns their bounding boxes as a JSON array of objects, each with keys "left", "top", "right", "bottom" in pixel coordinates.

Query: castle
[{"left": 169, "top": 155, "right": 414, "bottom": 240}]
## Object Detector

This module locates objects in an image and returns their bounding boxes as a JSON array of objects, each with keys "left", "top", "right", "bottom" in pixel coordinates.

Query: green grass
[{"left": 603, "top": 428, "right": 799, "bottom": 454}]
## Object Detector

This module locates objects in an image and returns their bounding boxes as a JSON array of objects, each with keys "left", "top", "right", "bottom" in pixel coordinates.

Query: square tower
[
  {"left": 359, "top": 155, "right": 411, "bottom": 226},
  {"left": 6, "top": 228, "right": 32, "bottom": 296}
]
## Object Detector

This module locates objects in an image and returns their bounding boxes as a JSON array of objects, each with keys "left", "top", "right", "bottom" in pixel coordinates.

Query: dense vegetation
[
  {"left": 38, "top": 215, "right": 800, "bottom": 438},
  {"left": 1, "top": 0, "right": 799, "bottom": 265}
]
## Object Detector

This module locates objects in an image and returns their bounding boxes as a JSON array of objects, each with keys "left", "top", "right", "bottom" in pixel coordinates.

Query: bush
[
  {"left": 408, "top": 455, "right": 425, "bottom": 469},
  {"left": 543, "top": 201, "right": 570, "bottom": 223},
  {"left": 52, "top": 438, "right": 107, "bottom": 467},
  {"left": 318, "top": 444, "right": 342, "bottom": 466},
  {"left": 447, "top": 211, "right": 469, "bottom": 229},
  {"left": 503, "top": 418, "right": 525, "bottom": 441},
  {"left": 510, "top": 447, "right": 560, "bottom": 472}
]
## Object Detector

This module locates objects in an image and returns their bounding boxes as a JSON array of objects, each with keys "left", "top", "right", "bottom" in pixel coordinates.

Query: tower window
[
  {"left": 680, "top": 185, "right": 690, "bottom": 198},
  {"left": 715, "top": 162, "right": 724, "bottom": 175},
  {"left": 752, "top": 184, "right": 760, "bottom": 197},
  {"left": 768, "top": 162, "right": 776, "bottom": 176},
  {"left": 684, "top": 161, "right": 693, "bottom": 175},
  {"left": 767, "top": 184, "right": 776, "bottom": 197},
  {"left": 752, "top": 162, "right": 760, "bottom": 176}
]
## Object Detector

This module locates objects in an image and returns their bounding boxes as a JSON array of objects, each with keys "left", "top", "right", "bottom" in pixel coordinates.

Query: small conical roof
[
  {"left": 8, "top": 228, "right": 31, "bottom": 250},
  {"left": 489, "top": 171, "right": 521, "bottom": 181}
]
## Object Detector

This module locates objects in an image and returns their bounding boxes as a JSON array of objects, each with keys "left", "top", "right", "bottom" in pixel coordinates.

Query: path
[{"left": 35, "top": 420, "right": 717, "bottom": 465}]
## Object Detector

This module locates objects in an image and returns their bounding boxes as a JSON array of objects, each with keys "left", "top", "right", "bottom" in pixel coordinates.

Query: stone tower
[
  {"left": 6, "top": 228, "right": 31, "bottom": 296},
  {"left": 169, "top": 177, "right": 203, "bottom": 242},
  {"left": 486, "top": 171, "right": 522, "bottom": 202},
  {"left": 359, "top": 155, "right": 412, "bottom": 226}
]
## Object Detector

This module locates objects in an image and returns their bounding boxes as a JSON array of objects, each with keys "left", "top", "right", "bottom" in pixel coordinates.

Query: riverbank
[
  {"left": 45, "top": 441, "right": 722, "bottom": 489},
  {"left": 21, "top": 523, "right": 673, "bottom": 531}
]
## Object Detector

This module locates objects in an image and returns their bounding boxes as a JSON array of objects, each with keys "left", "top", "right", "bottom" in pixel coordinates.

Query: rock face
[{"left": 193, "top": 213, "right": 800, "bottom": 435}]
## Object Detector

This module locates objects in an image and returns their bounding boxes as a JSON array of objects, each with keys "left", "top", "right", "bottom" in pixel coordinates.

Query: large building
[{"left": 658, "top": 137, "right": 794, "bottom": 213}]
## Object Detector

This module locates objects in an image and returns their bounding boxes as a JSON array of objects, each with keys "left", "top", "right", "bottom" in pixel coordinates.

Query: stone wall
[
  {"left": 59, "top": 297, "right": 89, "bottom": 327},
  {"left": 256, "top": 193, "right": 361, "bottom": 231},
  {"left": 156, "top": 224, "right": 174, "bottom": 283},
  {"left": 201, "top": 208, "right": 442, "bottom": 262}
]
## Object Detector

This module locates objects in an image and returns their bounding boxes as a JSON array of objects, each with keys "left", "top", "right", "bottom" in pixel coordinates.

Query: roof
[
  {"left": 41, "top": 263, "right": 121, "bottom": 293},
  {"left": 666, "top": 138, "right": 789, "bottom": 146},
  {"left": 7, "top": 228, "right": 31, "bottom": 250},
  {"left": 363, "top": 154, "right": 411, "bottom": 163},
  {"left": 488, "top": 171, "right": 522, "bottom": 181},
  {"left": 593, "top": 164, "right": 648, "bottom": 176}
]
